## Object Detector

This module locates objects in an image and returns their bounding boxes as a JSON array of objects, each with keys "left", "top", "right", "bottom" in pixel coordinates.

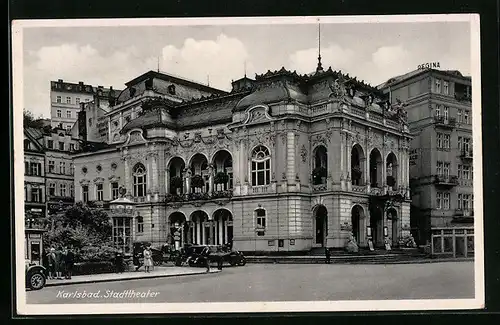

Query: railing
[
  {"left": 350, "top": 107, "right": 365, "bottom": 117},
  {"left": 133, "top": 197, "right": 147, "bottom": 203},
  {"left": 434, "top": 116, "right": 456, "bottom": 128},
  {"left": 386, "top": 119, "right": 400, "bottom": 128},
  {"left": 164, "top": 190, "right": 233, "bottom": 203},
  {"left": 434, "top": 175, "right": 459, "bottom": 186},
  {"left": 108, "top": 208, "right": 134, "bottom": 215},
  {"left": 370, "top": 114, "right": 383, "bottom": 123},
  {"left": 252, "top": 185, "right": 271, "bottom": 194},
  {"left": 431, "top": 227, "right": 474, "bottom": 258},
  {"left": 351, "top": 185, "right": 367, "bottom": 193},
  {"left": 460, "top": 149, "right": 473, "bottom": 160},
  {"left": 454, "top": 209, "right": 474, "bottom": 217},
  {"left": 312, "top": 184, "right": 327, "bottom": 192}
]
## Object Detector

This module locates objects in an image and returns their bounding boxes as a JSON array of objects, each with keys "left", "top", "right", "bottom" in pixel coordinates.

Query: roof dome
[{"left": 235, "top": 81, "right": 307, "bottom": 111}]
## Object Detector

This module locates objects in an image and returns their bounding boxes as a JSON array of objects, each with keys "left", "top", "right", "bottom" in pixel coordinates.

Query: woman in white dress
[{"left": 143, "top": 245, "right": 153, "bottom": 273}]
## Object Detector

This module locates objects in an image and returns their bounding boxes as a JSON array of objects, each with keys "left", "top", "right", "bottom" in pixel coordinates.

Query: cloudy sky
[{"left": 21, "top": 20, "right": 471, "bottom": 118}]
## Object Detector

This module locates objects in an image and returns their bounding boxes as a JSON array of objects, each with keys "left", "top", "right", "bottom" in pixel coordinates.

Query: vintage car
[
  {"left": 185, "top": 245, "right": 246, "bottom": 267},
  {"left": 25, "top": 260, "right": 47, "bottom": 290}
]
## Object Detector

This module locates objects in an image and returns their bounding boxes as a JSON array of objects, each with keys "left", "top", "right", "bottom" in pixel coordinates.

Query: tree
[
  {"left": 23, "top": 109, "right": 46, "bottom": 128},
  {"left": 43, "top": 202, "right": 114, "bottom": 262}
]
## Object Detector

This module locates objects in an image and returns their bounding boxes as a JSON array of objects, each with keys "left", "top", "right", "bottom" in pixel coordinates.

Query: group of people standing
[{"left": 42, "top": 246, "right": 75, "bottom": 280}]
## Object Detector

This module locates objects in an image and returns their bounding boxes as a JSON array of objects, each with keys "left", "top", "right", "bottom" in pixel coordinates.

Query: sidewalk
[
  {"left": 45, "top": 266, "right": 221, "bottom": 287},
  {"left": 245, "top": 254, "right": 474, "bottom": 264}
]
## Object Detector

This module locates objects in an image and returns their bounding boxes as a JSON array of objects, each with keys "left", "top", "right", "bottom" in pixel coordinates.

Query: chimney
[
  {"left": 58, "top": 79, "right": 63, "bottom": 83},
  {"left": 79, "top": 81, "right": 84, "bottom": 85}
]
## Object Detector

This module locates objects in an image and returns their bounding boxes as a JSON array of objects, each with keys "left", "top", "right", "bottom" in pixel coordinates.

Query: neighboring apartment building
[
  {"left": 24, "top": 128, "right": 46, "bottom": 220},
  {"left": 43, "top": 127, "right": 80, "bottom": 215},
  {"left": 50, "top": 79, "right": 121, "bottom": 132},
  {"left": 23, "top": 125, "right": 80, "bottom": 219},
  {"left": 71, "top": 67, "right": 412, "bottom": 254},
  {"left": 378, "top": 68, "right": 473, "bottom": 244}
]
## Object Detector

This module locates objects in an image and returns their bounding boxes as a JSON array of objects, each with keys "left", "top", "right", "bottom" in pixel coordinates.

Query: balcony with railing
[
  {"left": 25, "top": 217, "right": 47, "bottom": 230},
  {"left": 434, "top": 174, "right": 459, "bottom": 187},
  {"left": 434, "top": 116, "right": 456, "bottom": 129},
  {"left": 164, "top": 190, "right": 233, "bottom": 203},
  {"left": 460, "top": 148, "right": 473, "bottom": 161},
  {"left": 251, "top": 185, "right": 273, "bottom": 194}
]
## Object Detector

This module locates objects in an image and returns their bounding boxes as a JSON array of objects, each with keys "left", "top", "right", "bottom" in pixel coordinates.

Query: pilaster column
[
  {"left": 107, "top": 118, "right": 112, "bottom": 143},
  {"left": 196, "top": 219, "right": 201, "bottom": 244},
  {"left": 165, "top": 169, "right": 170, "bottom": 194},
  {"left": 218, "top": 219, "right": 223, "bottom": 245},
  {"left": 209, "top": 220, "right": 214, "bottom": 245},
  {"left": 340, "top": 132, "right": 345, "bottom": 189},
  {"left": 286, "top": 132, "right": 296, "bottom": 182},
  {"left": 224, "top": 220, "right": 228, "bottom": 244},
  {"left": 208, "top": 164, "right": 214, "bottom": 194},
  {"left": 151, "top": 153, "right": 158, "bottom": 193},
  {"left": 122, "top": 155, "right": 132, "bottom": 198}
]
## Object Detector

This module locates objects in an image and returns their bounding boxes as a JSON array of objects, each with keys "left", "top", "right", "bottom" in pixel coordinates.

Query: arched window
[
  {"left": 133, "top": 163, "right": 147, "bottom": 197},
  {"left": 136, "top": 216, "right": 144, "bottom": 233},
  {"left": 251, "top": 145, "right": 271, "bottom": 186}
]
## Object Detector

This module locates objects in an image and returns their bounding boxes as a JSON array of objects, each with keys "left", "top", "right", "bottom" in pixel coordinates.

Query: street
[{"left": 26, "top": 261, "right": 474, "bottom": 304}]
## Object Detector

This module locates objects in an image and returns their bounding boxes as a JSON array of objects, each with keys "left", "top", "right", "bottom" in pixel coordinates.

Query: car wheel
[
  {"left": 28, "top": 272, "right": 46, "bottom": 290},
  {"left": 238, "top": 258, "right": 246, "bottom": 266}
]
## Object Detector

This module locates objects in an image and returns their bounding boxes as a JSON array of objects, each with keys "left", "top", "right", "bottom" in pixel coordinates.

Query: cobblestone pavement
[{"left": 26, "top": 261, "right": 474, "bottom": 304}]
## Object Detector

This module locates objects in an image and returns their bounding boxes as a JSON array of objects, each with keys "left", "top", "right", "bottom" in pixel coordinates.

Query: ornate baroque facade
[{"left": 72, "top": 67, "right": 412, "bottom": 253}]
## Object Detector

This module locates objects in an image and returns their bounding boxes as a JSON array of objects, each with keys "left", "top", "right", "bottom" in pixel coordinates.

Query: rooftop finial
[
  {"left": 316, "top": 21, "right": 323, "bottom": 73},
  {"left": 207, "top": 74, "right": 210, "bottom": 86},
  {"left": 157, "top": 56, "right": 160, "bottom": 72},
  {"left": 244, "top": 60, "right": 247, "bottom": 78}
]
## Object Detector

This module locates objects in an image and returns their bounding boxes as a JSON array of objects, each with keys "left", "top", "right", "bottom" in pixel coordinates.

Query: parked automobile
[
  {"left": 186, "top": 245, "right": 246, "bottom": 267},
  {"left": 25, "top": 260, "right": 47, "bottom": 290}
]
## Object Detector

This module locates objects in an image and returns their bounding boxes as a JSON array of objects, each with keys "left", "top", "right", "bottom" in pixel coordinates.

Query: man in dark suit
[{"left": 64, "top": 246, "right": 75, "bottom": 279}]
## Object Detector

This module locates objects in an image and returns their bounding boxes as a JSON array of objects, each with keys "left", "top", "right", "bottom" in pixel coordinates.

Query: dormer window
[{"left": 168, "top": 85, "right": 176, "bottom": 95}]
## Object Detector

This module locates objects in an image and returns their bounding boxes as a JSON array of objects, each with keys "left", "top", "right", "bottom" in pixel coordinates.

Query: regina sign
[{"left": 417, "top": 62, "right": 441, "bottom": 70}]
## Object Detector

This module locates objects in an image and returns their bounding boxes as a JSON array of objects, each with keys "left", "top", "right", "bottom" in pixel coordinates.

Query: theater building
[{"left": 72, "top": 63, "right": 412, "bottom": 254}]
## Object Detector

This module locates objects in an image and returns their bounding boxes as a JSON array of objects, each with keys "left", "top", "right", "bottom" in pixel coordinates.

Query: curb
[
  {"left": 246, "top": 258, "right": 474, "bottom": 265},
  {"left": 44, "top": 269, "right": 221, "bottom": 287}
]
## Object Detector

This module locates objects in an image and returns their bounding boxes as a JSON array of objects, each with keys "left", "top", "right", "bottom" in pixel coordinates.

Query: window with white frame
[
  {"left": 464, "top": 110, "right": 470, "bottom": 124},
  {"left": 436, "top": 133, "right": 443, "bottom": 149},
  {"left": 96, "top": 183, "right": 104, "bottom": 201},
  {"left": 457, "top": 110, "right": 462, "bottom": 123},
  {"left": 69, "top": 163, "right": 74, "bottom": 175},
  {"left": 56, "top": 96, "right": 62, "bottom": 103},
  {"left": 136, "top": 216, "right": 144, "bottom": 233},
  {"left": 31, "top": 188, "right": 41, "bottom": 202},
  {"left": 443, "top": 192, "right": 450, "bottom": 209},
  {"left": 256, "top": 208, "right": 266, "bottom": 231},
  {"left": 463, "top": 137, "right": 471, "bottom": 152},
  {"left": 458, "top": 193, "right": 462, "bottom": 210},
  {"left": 458, "top": 136, "right": 463, "bottom": 151},
  {"left": 443, "top": 134, "right": 450, "bottom": 149},
  {"left": 463, "top": 165, "right": 471, "bottom": 179},
  {"left": 66, "top": 110, "right": 71, "bottom": 118},
  {"left": 443, "top": 106, "right": 449, "bottom": 119},
  {"left": 443, "top": 81, "right": 449, "bottom": 95},
  {"left": 82, "top": 185, "right": 89, "bottom": 203},
  {"left": 463, "top": 194, "right": 470, "bottom": 210},
  {"left": 458, "top": 165, "right": 463, "bottom": 179},
  {"left": 48, "top": 160, "right": 55, "bottom": 173},
  {"left": 436, "top": 161, "right": 443, "bottom": 176},
  {"left": 435, "top": 104, "right": 441, "bottom": 117},
  {"left": 66, "top": 96, "right": 71, "bottom": 104},
  {"left": 443, "top": 162, "right": 450, "bottom": 177},
  {"left": 60, "top": 183, "right": 67, "bottom": 197},
  {"left": 133, "top": 163, "right": 147, "bottom": 197},
  {"left": 436, "top": 192, "right": 443, "bottom": 209},
  {"left": 435, "top": 79, "right": 441, "bottom": 93},
  {"left": 111, "top": 182, "right": 119, "bottom": 200},
  {"left": 57, "top": 109, "right": 62, "bottom": 118},
  {"left": 59, "top": 161, "right": 65, "bottom": 174},
  {"left": 251, "top": 145, "right": 271, "bottom": 186},
  {"left": 76, "top": 98, "right": 80, "bottom": 104},
  {"left": 49, "top": 183, "right": 56, "bottom": 196}
]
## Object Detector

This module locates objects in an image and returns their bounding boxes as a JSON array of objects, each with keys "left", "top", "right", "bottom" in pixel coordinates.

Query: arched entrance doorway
[
  {"left": 313, "top": 205, "right": 328, "bottom": 247},
  {"left": 351, "top": 205, "right": 365, "bottom": 244},
  {"left": 212, "top": 209, "right": 233, "bottom": 246},
  {"left": 387, "top": 208, "right": 399, "bottom": 246},
  {"left": 212, "top": 150, "right": 233, "bottom": 191},
  {"left": 370, "top": 206, "right": 383, "bottom": 247},
  {"left": 190, "top": 210, "right": 210, "bottom": 245},
  {"left": 189, "top": 154, "right": 209, "bottom": 194},
  {"left": 168, "top": 212, "right": 190, "bottom": 250},
  {"left": 168, "top": 157, "right": 186, "bottom": 195}
]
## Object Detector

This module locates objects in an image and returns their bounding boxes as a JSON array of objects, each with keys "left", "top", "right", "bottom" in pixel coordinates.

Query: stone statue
[{"left": 345, "top": 232, "right": 359, "bottom": 253}]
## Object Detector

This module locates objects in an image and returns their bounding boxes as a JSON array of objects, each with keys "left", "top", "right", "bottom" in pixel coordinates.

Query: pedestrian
[
  {"left": 202, "top": 246, "right": 211, "bottom": 273},
  {"left": 114, "top": 250, "right": 125, "bottom": 273},
  {"left": 42, "top": 248, "right": 49, "bottom": 270},
  {"left": 64, "top": 246, "right": 75, "bottom": 279},
  {"left": 216, "top": 255, "right": 223, "bottom": 270},
  {"left": 46, "top": 248, "right": 56, "bottom": 279},
  {"left": 325, "top": 247, "right": 331, "bottom": 264},
  {"left": 143, "top": 245, "right": 153, "bottom": 273},
  {"left": 133, "top": 251, "right": 142, "bottom": 271},
  {"left": 54, "top": 246, "right": 64, "bottom": 279}
]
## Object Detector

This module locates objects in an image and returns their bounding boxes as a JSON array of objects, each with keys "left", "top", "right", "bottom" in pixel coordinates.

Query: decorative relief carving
[
  {"left": 300, "top": 145, "right": 307, "bottom": 163},
  {"left": 280, "top": 132, "right": 287, "bottom": 145}
]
